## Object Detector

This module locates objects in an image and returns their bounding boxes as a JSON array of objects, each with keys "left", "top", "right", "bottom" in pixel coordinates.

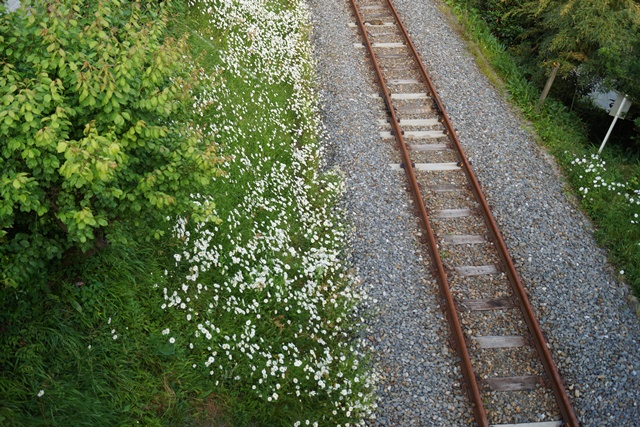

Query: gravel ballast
[{"left": 306, "top": 0, "right": 640, "bottom": 426}]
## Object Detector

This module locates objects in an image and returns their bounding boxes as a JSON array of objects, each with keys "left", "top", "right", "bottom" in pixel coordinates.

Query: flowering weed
[
  {"left": 160, "top": 1, "right": 377, "bottom": 424},
  {"left": 570, "top": 154, "right": 640, "bottom": 221},
  {"left": 569, "top": 152, "right": 640, "bottom": 292}
]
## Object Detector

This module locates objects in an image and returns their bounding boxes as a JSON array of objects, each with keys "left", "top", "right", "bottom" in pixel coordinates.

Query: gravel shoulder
[{"left": 307, "top": 0, "right": 640, "bottom": 426}]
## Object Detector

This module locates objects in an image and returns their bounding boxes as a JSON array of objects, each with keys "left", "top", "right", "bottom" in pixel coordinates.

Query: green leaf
[
  {"left": 69, "top": 298, "right": 83, "bottom": 314},
  {"left": 108, "top": 143, "right": 120, "bottom": 156},
  {"left": 0, "top": 0, "right": 223, "bottom": 288}
]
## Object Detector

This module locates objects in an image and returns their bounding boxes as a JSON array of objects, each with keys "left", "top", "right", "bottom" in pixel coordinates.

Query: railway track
[{"left": 346, "top": 0, "right": 580, "bottom": 426}]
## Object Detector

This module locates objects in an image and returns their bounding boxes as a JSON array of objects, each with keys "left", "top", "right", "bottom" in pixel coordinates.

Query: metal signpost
[{"left": 598, "top": 93, "right": 632, "bottom": 155}]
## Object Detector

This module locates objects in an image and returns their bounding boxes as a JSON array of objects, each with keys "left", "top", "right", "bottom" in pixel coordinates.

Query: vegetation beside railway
[
  {"left": 442, "top": 0, "right": 640, "bottom": 299},
  {"left": 0, "top": 1, "right": 375, "bottom": 425}
]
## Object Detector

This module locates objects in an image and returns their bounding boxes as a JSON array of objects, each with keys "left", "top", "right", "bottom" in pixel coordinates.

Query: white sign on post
[
  {"left": 598, "top": 93, "right": 632, "bottom": 155},
  {"left": 609, "top": 93, "right": 632, "bottom": 118}
]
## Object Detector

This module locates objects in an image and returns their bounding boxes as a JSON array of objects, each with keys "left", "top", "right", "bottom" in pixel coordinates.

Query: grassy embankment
[
  {"left": 442, "top": 0, "right": 640, "bottom": 301},
  {"left": 0, "top": 1, "right": 376, "bottom": 426}
]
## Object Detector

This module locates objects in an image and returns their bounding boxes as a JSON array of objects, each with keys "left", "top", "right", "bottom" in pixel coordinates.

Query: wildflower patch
[
  {"left": 160, "top": 0, "right": 377, "bottom": 424},
  {"left": 570, "top": 154, "right": 640, "bottom": 223}
]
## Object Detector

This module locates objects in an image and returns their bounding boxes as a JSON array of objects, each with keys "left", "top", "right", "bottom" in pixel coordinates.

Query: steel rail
[
  {"left": 347, "top": 0, "right": 488, "bottom": 424},
  {"left": 382, "top": 0, "right": 580, "bottom": 426}
]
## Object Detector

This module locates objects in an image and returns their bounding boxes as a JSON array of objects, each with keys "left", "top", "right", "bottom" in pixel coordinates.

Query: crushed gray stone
[{"left": 307, "top": 0, "right": 640, "bottom": 426}]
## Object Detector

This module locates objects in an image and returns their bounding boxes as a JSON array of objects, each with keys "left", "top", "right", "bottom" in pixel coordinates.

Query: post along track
[{"left": 347, "top": 0, "right": 580, "bottom": 426}]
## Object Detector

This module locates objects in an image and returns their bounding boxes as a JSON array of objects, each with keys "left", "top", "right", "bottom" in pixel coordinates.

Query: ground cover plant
[
  {"left": 0, "top": 0, "right": 377, "bottom": 425},
  {"left": 442, "top": 0, "right": 640, "bottom": 297}
]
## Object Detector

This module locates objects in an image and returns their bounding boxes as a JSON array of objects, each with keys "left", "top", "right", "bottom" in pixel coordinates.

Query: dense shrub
[
  {"left": 456, "top": 0, "right": 529, "bottom": 45},
  {"left": 0, "top": 0, "right": 222, "bottom": 287}
]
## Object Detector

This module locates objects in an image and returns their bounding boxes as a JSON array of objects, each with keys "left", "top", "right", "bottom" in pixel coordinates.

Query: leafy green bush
[{"left": 0, "top": 0, "right": 222, "bottom": 288}]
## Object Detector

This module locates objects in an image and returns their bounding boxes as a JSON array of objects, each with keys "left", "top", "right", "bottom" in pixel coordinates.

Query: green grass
[
  {"left": 0, "top": 1, "right": 375, "bottom": 426},
  {"left": 0, "top": 240, "right": 199, "bottom": 426},
  {"left": 442, "top": 0, "right": 640, "bottom": 298}
]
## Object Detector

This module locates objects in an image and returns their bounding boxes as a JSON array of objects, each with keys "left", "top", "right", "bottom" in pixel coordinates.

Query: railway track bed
[
  {"left": 348, "top": 1, "right": 578, "bottom": 425},
  {"left": 308, "top": 0, "right": 640, "bottom": 425}
]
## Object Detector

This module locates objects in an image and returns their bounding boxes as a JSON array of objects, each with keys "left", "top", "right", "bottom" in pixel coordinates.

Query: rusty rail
[
  {"left": 348, "top": 0, "right": 487, "bottom": 424},
  {"left": 348, "top": 0, "right": 580, "bottom": 426}
]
